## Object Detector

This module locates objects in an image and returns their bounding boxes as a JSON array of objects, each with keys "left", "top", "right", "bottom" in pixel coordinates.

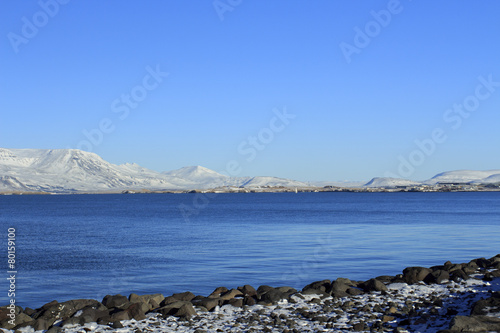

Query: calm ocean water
[{"left": 0, "top": 192, "right": 499, "bottom": 308}]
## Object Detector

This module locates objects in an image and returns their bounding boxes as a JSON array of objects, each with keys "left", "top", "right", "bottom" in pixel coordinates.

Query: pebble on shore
[{"left": 1, "top": 254, "right": 500, "bottom": 333}]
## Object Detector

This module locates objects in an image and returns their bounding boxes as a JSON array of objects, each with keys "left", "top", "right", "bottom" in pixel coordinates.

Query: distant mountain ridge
[
  {"left": 0, "top": 148, "right": 307, "bottom": 193},
  {"left": 0, "top": 148, "right": 498, "bottom": 193}
]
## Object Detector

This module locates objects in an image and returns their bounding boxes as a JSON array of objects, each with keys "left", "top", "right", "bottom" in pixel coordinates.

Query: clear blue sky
[{"left": 1, "top": 1, "right": 499, "bottom": 181}]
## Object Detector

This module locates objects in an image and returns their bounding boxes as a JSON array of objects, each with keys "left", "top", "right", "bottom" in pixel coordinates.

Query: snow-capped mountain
[
  {"left": 0, "top": 148, "right": 498, "bottom": 193},
  {"left": 423, "top": 170, "right": 500, "bottom": 185},
  {"left": 0, "top": 148, "right": 191, "bottom": 192},
  {"left": 364, "top": 177, "right": 420, "bottom": 188},
  {"left": 0, "top": 148, "right": 307, "bottom": 193}
]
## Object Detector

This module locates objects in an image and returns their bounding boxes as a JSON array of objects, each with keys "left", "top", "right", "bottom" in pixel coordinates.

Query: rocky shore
[{"left": 1, "top": 255, "right": 500, "bottom": 333}]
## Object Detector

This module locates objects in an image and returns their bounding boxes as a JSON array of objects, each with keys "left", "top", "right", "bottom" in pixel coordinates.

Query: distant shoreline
[{"left": 1, "top": 185, "right": 500, "bottom": 196}]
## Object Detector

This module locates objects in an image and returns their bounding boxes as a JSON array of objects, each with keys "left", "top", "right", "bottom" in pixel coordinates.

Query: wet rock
[
  {"left": 33, "top": 299, "right": 106, "bottom": 324},
  {"left": 208, "top": 287, "right": 229, "bottom": 298},
  {"left": 260, "top": 289, "right": 287, "bottom": 304},
  {"left": 126, "top": 302, "right": 148, "bottom": 321},
  {"left": 156, "top": 301, "right": 196, "bottom": 318},
  {"left": 174, "top": 303, "right": 197, "bottom": 319},
  {"left": 191, "top": 297, "right": 221, "bottom": 312},
  {"left": 302, "top": 280, "right": 331, "bottom": 294},
  {"left": 359, "top": 278, "right": 388, "bottom": 292},
  {"left": 449, "top": 315, "right": 500, "bottom": 332},
  {"left": 161, "top": 296, "right": 180, "bottom": 306},
  {"left": 402, "top": 267, "right": 432, "bottom": 284},
  {"left": 471, "top": 294, "right": 500, "bottom": 315},
  {"left": 220, "top": 289, "right": 243, "bottom": 301},
  {"left": 244, "top": 296, "right": 256, "bottom": 306},
  {"left": 172, "top": 291, "right": 196, "bottom": 302},
  {"left": 109, "top": 309, "right": 130, "bottom": 322},
  {"left": 346, "top": 287, "right": 364, "bottom": 296},
  {"left": 102, "top": 294, "right": 130, "bottom": 309},
  {"left": 471, "top": 258, "right": 491, "bottom": 268},
  {"left": 129, "top": 293, "right": 164, "bottom": 308},
  {"left": 227, "top": 298, "right": 243, "bottom": 308},
  {"left": 237, "top": 285, "right": 257, "bottom": 297},
  {"left": 256, "top": 285, "right": 274, "bottom": 298},
  {"left": 424, "top": 269, "right": 450, "bottom": 284},
  {"left": 450, "top": 269, "right": 469, "bottom": 282}
]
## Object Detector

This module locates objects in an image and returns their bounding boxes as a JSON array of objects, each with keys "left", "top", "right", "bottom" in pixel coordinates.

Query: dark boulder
[
  {"left": 260, "top": 289, "right": 287, "bottom": 304},
  {"left": 220, "top": 289, "right": 243, "bottom": 301},
  {"left": 471, "top": 293, "right": 500, "bottom": 316},
  {"left": 449, "top": 315, "right": 500, "bottom": 332},
  {"left": 156, "top": 301, "right": 196, "bottom": 319},
  {"left": 102, "top": 294, "right": 130, "bottom": 309},
  {"left": 450, "top": 269, "right": 469, "bottom": 282},
  {"left": 256, "top": 285, "right": 274, "bottom": 298},
  {"left": 191, "top": 297, "right": 221, "bottom": 312},
  {"left": 302, "top": 280, "right": 331, "bottom": 294},
  {"left": 208, "top": 287, "right": 228, "bottom": 298},
  {"left": 402, "top": 267, "right": 432, "bottom": 284},
  {"left": 237, "top": 285, "right": 257, "bottom": 297},
  {"left": 424, "top": 269, "right": 450, "bottom": 284},
  {"left": 172, "top": 291, "right": 196, "bottom": 302},
  {"left": 359, "top": 278, "right": 388, "bottom": 292},
  {"left": 126, "top": 302, "right": 148, "bottom": 321},
  {"left": 33, "top": 299, "right": 106, "bottom": 323}
]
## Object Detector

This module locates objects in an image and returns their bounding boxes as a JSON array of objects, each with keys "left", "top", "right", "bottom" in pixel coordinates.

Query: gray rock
[{"left": 449, "top": 315, "right": 500, "bottom": 332}]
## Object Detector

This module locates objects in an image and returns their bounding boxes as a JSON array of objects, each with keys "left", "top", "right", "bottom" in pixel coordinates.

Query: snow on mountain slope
[
  {"left": 424, "top": 170, "right": 500, "bottom": 185},
  {"left": 163, "top": 166, "right": 227, "bottom": 182},
  {"left": 239, "top": 176, "right": 309, "bottom": 188},
  {"left": 364, "top": 177, "right": 420, "bottom": 188},
  {"left": 478, "top": 173, "right": 500, "bottom": 184},
  {"left": 0, "top": 148, "right": 310, "bottom": 193},
  {"left": 0, "top": 149, "right": 187, "bottom": 192}
]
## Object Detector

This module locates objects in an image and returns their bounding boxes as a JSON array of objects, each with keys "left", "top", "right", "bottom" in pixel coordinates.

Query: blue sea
[{"left": 0, "top": 192, "right": 499, "bottom": 308}]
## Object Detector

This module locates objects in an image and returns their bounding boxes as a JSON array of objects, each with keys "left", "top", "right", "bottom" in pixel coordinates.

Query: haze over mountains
[{"left": 0, "top": 148, "right": 498, "bottom": 193}]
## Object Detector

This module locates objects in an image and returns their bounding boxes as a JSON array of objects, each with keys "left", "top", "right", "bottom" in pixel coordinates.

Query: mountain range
[{"left": 0, "top": 148, "right": 498, "bottom": 193}]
